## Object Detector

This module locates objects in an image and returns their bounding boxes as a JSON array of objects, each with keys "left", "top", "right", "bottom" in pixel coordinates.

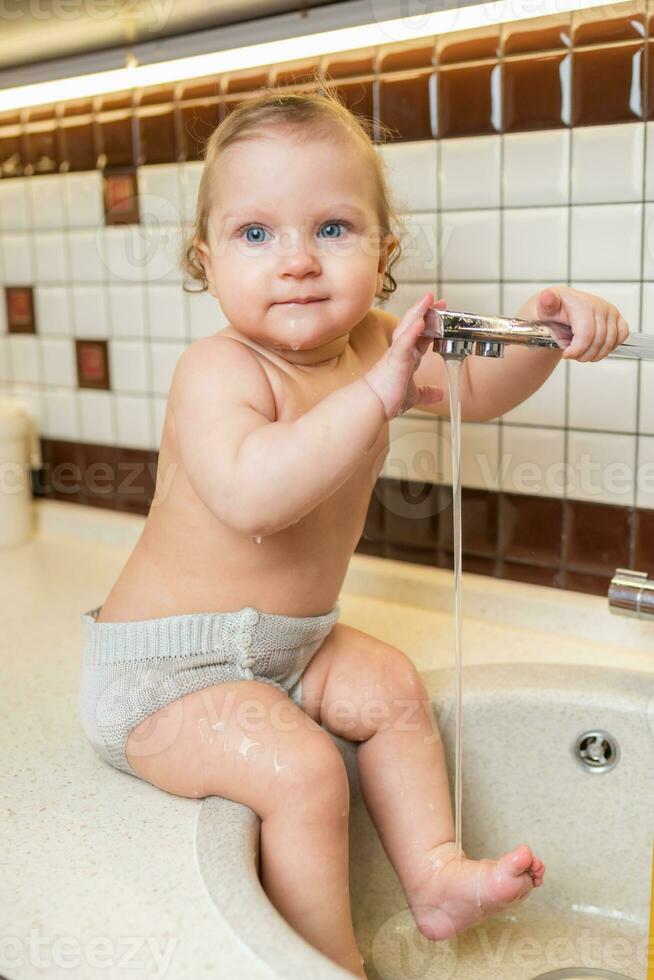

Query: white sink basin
[{"left": 197, "top": 662, "right": 653, "bottom": 980}]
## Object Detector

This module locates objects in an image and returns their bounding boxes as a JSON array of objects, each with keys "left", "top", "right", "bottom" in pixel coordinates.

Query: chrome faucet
[
  {"left": 422, "top": 308, "right": 654, "bottom": 360},
  {"left": 608, "top": 569, "right": 654, "bottom": 620}
]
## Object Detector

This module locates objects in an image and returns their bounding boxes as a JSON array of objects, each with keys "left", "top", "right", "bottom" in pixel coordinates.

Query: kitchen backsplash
[{"left": 1, "top": 1, "right": 653, "bottom": 595}]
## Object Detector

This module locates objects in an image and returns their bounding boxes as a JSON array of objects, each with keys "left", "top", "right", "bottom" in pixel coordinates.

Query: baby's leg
[
  {"left": 125, "top": 681, "right": 366, "bottom": 978},
  {"left": 299, "top": 624, "right": 545, "bottom": 941}
]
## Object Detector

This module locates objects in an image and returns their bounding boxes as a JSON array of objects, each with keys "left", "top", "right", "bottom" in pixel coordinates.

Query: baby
[{"left": 79, "top": 80, "right": 629, "bottom": 978}]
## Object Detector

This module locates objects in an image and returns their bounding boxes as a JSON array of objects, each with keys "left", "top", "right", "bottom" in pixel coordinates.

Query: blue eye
[
  {"left": 243, "top": 226, "right": 269, "bottom": 244},
  {"left": 320, "top": 222, "right": 350, "bottom": 239},
  {"left": 238, "top": 220, "right": 353, "bottom": 245}
]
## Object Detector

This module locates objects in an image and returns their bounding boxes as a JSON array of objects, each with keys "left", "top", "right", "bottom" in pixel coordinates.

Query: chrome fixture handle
[
  {"left": 608, "top": 568, "right": 654, "bottom": 620},
  {"left": 421, "top": 308, "right": 654, "bottom": 360}
]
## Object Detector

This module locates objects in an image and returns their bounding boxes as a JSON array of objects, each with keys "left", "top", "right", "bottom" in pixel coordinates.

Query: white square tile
[
  {"left": 108, "top": 284, "right": 147, "bottom": 337},
  {"left": 78, "top": 389, "right": 114, "bottom": 445},
  {"left": 67, "top": 228, "right": 106, "bottom": 282},
  {"left": 186, "top": 289, "right": 228, "bottom": 339},
  {"left": 376, "top": 140, "right": 438, "bottom": 212},
  {"left": 566, "top": 430, "right": 636, "bottom": 505},
  {"left": 568, "top": 358, "right": 638, "bottom": 432},
  {"left": 141, "top": 221, "right": 184, "bottom": 283},
  {"left": 137, "top": 164, "right": 183, "bottom": 224},
  {"left": 10, "top": 385, "right": 46, "bottom": 436},
  {"left": 501, "top": 281, "right": 554, "bottom": 318},
  {"left": 114, "top": 393, "right": 154, "bottom": 449},
  {"left": 179, "top": 162, "right": 203, "bottom": 224},
  {"left": 72, "top": 286, "right": 108, "bottom": 338},
  {"left": 152, "top": 395, "right": 167, "bottom": 448},
  {"left": 503, "top": 207, "right": 568, "bottom": 280},
  {"left": 0, "top": 179, "right": 30, "bottom": 230},
  {"left": 503, "top": 359, "right": 566, "bottom": 426},
  {"left": 149, "top": 341, "right": 185, "bottom": 396},
  {"left": 43, "top": 389, "right": 78, "bottom": 440},
  {"left": 0, "top": 337, "right": 8, "bottom": 380},
  {"left": 379, "top": 281, "right": 431, "bottom": 319},
  {"left": 646, "top": 122, "right": 654, "bottom": 201},
  {"left": 0, "top": 293, "right": 5, "bottom": 333},
  {"left": 636, "top": 435, "right": 654, "bottom": 508},
  {"left": 503, "top": 129, "right": 570, "bottom": 207},
  {"left": 34, "top": 230, "right": 69, "bottom": 283},
  {"left": 28, "top": 175, "right": 66, "bottom": 228},
  {"left": 34, "top": 286, "right": 72, "bottom": 336},
  {"left": 571, "top": 123, "right": 644, "bottom": 204},
  {"left": 109, "top": 340, "right": 148, "bottom": 392},
  {"left": 101, "top": 226, "right": 148, "bottom": 283},
  {"left": 642, "top": 203, "right": 654, "bottom": 279},
  {"left": 394, "top": 212, "right": 439, "bottom": 282},
  {"left": 8, "top": 335, "right": 40, "bottom": 384},
  {"left": 439, "top": 135, "right": 500, "bottom": 210},
  {"left": 41, "top": 338, "right": 76, "bottom": 386},
  {"left": 571, "top": 203, "right": 642, "bottom": 280},
  {"left": 1, "top": 233, "right": 34, "bottom": 282},
  {"left": 439, "top": 210, "right": 500, "bottom": 281},
  {"left": 501, "top": 424, "right": 566, "bottom": 496},
  {"left": 381, "top": 415, "right": 441, "bottom": 483},
  {"left": 642, "top": 281, "right": 654, "bottom": 334},
  {"left": 440, "top": 420, "right": 500, "bottom": 490},
  {"left": 439, "top": 281, "right": 501, "bottom": 314},
  {"left": 640, "top": 362, "right": 654, "bottom": 434},
  {"left": 64, "top": 171, "right": 104, "bottom": 228},
  {"left": 570, "top": 281, "right": 640, "bottom": 341},
  {"left": 146, "top": 283, "right": 186, "bottom": 339}
]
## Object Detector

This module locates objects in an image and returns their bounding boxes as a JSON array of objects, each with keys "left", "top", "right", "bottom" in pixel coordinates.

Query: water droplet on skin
[
  {"left": 291, "top": 344, "right": 300, "bottom": 350},
  {"left": 197, "top": 717, "right": 214, "bottom": 744},
  {"left": 238, "top": 735, "right": 262, "bottom": 761},
  {"left": 273, "top": 748, "right": 291, "bottom": 775},
  {"left": 250, "top": 535, "right": 262, "bottom": 544}
]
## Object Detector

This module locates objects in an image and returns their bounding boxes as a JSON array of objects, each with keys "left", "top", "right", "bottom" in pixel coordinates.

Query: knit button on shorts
[{"left": 78, "top": 601, "right": 341, "bottom": 779}]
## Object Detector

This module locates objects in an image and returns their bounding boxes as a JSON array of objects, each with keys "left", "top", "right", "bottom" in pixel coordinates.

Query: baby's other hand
[{"left": 534, "top": 286, "right": 630, "bottom": 362}]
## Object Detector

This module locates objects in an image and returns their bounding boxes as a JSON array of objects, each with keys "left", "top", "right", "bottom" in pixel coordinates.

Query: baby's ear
[{"left": 193, "top": 239, "right": 218, "bottom": 296}]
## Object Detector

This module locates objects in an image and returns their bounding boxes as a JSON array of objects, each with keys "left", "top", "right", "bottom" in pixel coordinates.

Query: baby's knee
[{"left": 283, "top": 737, "right": 350, "bottom": 814}]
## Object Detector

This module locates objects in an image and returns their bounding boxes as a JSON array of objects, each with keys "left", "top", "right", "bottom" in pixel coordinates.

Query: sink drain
[
  {"left": 531, "top": 970, "right": 636, "bottom": 979},
  {"left": 572, "top": 730, "right": 620, "bottom": 773}
]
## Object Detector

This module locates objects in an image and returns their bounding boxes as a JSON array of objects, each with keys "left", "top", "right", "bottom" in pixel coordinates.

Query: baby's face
[{"left": 195, "top": 130, "right": 394, "bottom": 352}]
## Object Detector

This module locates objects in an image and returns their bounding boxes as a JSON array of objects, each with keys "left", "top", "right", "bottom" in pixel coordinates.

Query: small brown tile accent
[
  {"left": 334, "top": 80, "right": 374, "bottom": 122},
  {"left": 377, "top": 70, "right": 436, "bottom": 141},
  {"left": 103, "top": 168, "right": 140, "bottom": 225},
  {"left": 501, "top": 12, "right": 572, "bottom": 55},
  {"left": 323, "top": 50, "right": 377, "bottom": 78},
  {"left": 564, "top": 499, "right": 631, "bottom": 574},
  {"left": 571, "top": 0, "right": 646, "bottom": 46},
  {"left": 633, "top": 507, "right": 654, "bottom": 575},
  {"left": 378, "top": 42, "right": 436, "bottom": 72},
  {"left": 437, "top": 61, "right": 499, "bottom": 138},
  {"left": 572, "top": 43, "right": 645, "bottom": 126},
  {"left": 0, "top": 126, "right": 24, "bottom": 177},
  {"left": 137, "top": 105, "right": 178, "bottom": 165},
  {"left": 180, "top": 100, "right": 220, "bottom": 160},
  {"left": 97, "top": 111, "right": 137, "bottom": 168},
  {"left": 499, "top": 492, "right": 563, "bottom": 564},
  {"left": 76, "top": 340, "right": 111, "bottom": 390},
  {"left": 503, "top": 53, "right": 570, "bottom": 133},
  {"left": 60, "top": 115, "right": 97, "bottom": 172},
  {"left": 5, "top": 287, "right": 36, "bottom": 333},
  {"left": 437, "top": 28, "right": 500, "bottom": 64},
  {"left": 24, "top": 121, "right": 60, "bottom": 175}
]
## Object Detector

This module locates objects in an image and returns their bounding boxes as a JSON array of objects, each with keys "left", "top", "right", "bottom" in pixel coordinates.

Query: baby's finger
[
  {"left": 592, "top": 308, "right": 618, "bottom": 361},
  {"left": 392, "top": 292, "right": 434, "bottom": 342},
  {"left": 581, "top": 309, "right": 607, "bottom": 362},
  {"left": 562, "top": 313, "right": 595, "bottom": 359}
]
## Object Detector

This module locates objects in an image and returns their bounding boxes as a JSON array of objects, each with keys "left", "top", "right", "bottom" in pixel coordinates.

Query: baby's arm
[{"left": 171, "top": 336, "right": 387, "bottom": 537}]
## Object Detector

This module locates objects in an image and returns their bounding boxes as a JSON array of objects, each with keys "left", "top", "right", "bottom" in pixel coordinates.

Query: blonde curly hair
[{"left": 180, "top": 69, "right": 407, "bottom": 303}]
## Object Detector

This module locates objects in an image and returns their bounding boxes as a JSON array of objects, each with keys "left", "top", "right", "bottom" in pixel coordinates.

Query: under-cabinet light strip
[{"left": 0, "top": 0, "right": 635, "bottom": 113}]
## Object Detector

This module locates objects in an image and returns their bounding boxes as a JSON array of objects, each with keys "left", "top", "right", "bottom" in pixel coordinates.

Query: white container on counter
[{"left": 0, "top": 398, "right": 40, "bottom": 549}]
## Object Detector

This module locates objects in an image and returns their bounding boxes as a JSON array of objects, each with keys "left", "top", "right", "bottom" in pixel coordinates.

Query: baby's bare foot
[{"left": 407, "top": 841, "right": 546, "bottom": 941}]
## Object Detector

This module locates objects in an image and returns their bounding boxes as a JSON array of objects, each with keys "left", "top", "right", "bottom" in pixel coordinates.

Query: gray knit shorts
[{"left": 78, "top": 601, "right": 341, "bottom": 779}]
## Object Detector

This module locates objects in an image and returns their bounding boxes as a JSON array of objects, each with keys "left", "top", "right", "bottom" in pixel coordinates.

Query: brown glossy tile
[
  {"left": 380, "top": 478, "right": 439, "bottom": 547},
  {"left": 137, "top": 105, "right": 178, "bottom": 164},
  {"left": 378, "top": 70, "right": 436, "bottom": 141},
  {"left": 60, "top": 116, "right": 97, "bottom": 172},
  {"left": 5, "top": 287, "right": 35, "bottom": 333},
  {"left": 98, "top": 111, "right": 137, "bottom": 168},
  {"left": 333, "top": 80, "right": 374, "bottom": 122},
  {"left": 42, "top": 439, "right": 87, "bottom": 505},
  {"left": 572, "top": 43, "right": 645, "bottom": 125},
  {"left": 564, "top": 499, "right": 631, "bottom": 573},
  {"left": 103, "top": 169, "right": 139, "bottom": 225},
  {"left": 633, "top": 507, "right": 654, "bottom": 574},
  {"left": 271, "top": 61, "right": 321, "bottom": 87},
  {"left": 97, "top": 91, "right": 134, "bottom": 112},
  {"left": 378, "top": 42, "right": 436, "bottom": 72},
  {"left": 462, "top": 554, "right": 498, "bottom": 576},
  {"left": 437, "top": 62, "right": 499, "bottom": 138},
  {"left": 500, "top": 560, "right": 563, "bottom": 587},
  {"left": 564, "top": 569, "right": 612, "bottom": 596},
  {"left": 61, "top": 99, "right": 94, "bottom": 117},
  {"left": 114, "top": 448, "right": 158, "bottom": 514},
  {"left": 222, "top": 70, "right": 269, "bottom": 94},
  {"left": 362, "top": 486, "right": 385, "bottom": 543},
  {"left": 180, "top": 100, "right": 220, "bottom": 160},
  {"left": 437, "top": 27, "right": 500, "bottom": 64},
  {"left": 137, "top": 86, "right": 176, "bottom": 107},
  {"left": 355, "top": 537, "right": 385, "bottom": 559},
  {"left": 75, "top": 339, "right": 111, "bottom": 390},
  {"left": 24, "top": 122, "right": 60, "bottom": 174},
  {"left": 499, "top": 492, "right": 563, "bottom": 563},
  {"left": 0, "top": 126, "right": 24, "bottom": 177},
  {"left": 81, "top": 443, "right": 119, "bottom": 506},
  {"left": 503, "top": 52, "right": 570, "bottom": 132},
  {"left": 384, "top": 541, "right": 438, "bottom": 567},
  {"left": 437, "top": 486, "right": 499, "bottom": 555},
  {"left": 501, "top": 12, "right": 572, "bottom": 55},
  {"left": 572, "top": 0, "right": 646, "bottom": 45},
  {"left": 0, "top": 110, "right": 21, "bottom": 126},
  {"left": 323, "top": 49, "right": 376, "bottom": 78},
  {"left": 180, "top": 79, "right": 220, "bottom": 100}
]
